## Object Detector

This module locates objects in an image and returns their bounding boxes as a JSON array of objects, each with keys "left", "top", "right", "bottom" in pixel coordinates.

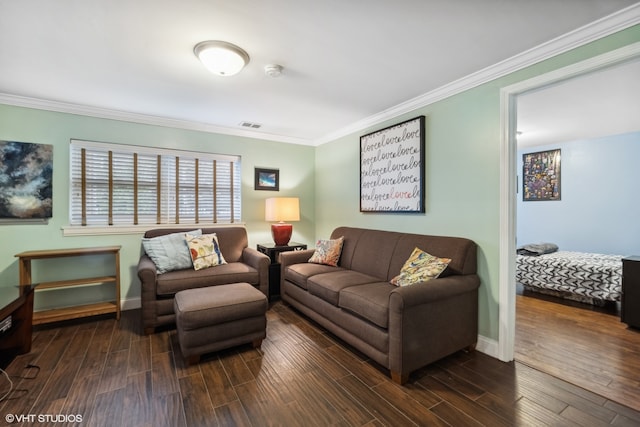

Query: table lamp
[{"left": 265, "top": 197, "right": 300, "bottom": 246}]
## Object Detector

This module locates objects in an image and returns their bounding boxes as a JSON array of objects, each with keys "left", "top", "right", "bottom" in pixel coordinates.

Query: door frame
[{"left": 497, "top": 41, "right": 640, "bottom": 361}]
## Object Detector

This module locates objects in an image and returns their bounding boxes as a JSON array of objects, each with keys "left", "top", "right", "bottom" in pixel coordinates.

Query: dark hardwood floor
[
  {"left": 1, "top": 301, "right": 640, "bottom": 426},
  {"left": 515, "top": 288, "right": 640, "bottom": 414}
]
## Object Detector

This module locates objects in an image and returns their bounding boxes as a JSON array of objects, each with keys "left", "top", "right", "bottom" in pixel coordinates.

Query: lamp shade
[
  {"left": 265, "top": 197, "right": 300, "bottom": 246},
  {"left": 265, "top": 197, "right": 300, "bottom": 222},
  {"left": 194, "top": 40, "right": 250, "bottom": 77}
]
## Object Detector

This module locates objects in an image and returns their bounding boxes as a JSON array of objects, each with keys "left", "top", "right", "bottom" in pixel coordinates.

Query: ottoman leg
[{"left": 252, "top": 338, "right": 263, "bottom": 348}]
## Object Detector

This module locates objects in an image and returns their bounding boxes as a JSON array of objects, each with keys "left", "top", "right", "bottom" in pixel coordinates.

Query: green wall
[
  {"left": 0, "top": 106, "right": 315, "bottom": 310},
  {"left": 314, "top": 25, "right": 640, "bottom": 341}
]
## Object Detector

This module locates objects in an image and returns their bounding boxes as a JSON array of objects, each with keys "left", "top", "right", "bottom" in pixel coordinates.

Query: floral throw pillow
[
  {"left": 390, "top": 247, "right": 451, "bottom": 287},
  {"left": 185, "top": 233, "right": 227, "bottom": 271},
  {"left": 308, "top": 236, "right": 344, "bottom": 267}
]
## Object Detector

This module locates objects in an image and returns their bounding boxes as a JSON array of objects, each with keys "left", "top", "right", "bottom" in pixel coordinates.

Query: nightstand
[
  {"left": 622, "top": 256, "right": 640, "bottom": 329},
  {"left": 257, "top": 242, "right": 307, "bottom": 300}
]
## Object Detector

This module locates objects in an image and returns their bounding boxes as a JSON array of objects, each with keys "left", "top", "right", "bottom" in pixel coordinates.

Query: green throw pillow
[{"left": 142, "top": 229, "right": 201, "bottom": 274}]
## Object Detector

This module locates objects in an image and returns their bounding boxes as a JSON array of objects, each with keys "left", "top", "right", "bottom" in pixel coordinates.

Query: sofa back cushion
[
  {"left": 330, "top": 227, "right": 477, "bottom": 281},
  {"left": 330, "top": 227, "right": 366, "bottom": 268},
  {"left": 143, "top": 226, "right": 248, "bottom": 263},
  {"left": 331, "top": 227, "right": 399, "bottom": 280},
  {"left": 390, "top": 234, "right": 476, "bottom": 277}
]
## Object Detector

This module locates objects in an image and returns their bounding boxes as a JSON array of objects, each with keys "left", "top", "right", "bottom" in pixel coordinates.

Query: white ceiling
[
  {"left": 517, "top": 59, "right": 640, "bottom": 148},
  {"left": 0, "top": 1, "right": 639, "bottom": 146}
]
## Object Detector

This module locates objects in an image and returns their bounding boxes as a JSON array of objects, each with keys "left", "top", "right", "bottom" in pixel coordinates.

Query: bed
[{"left": 516, "top": 250, "right": 623, "bottom": 305}]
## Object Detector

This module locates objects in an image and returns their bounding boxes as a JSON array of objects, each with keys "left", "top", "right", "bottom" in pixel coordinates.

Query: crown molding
[
  {"left": 0, "top": 93, "right": 314, "bottom": 146},
  {"left": 313, "top": 3, "right": 640, "bottom": 146},
  {"left": 0, "top": 4, "right": 638, "bottom": 147}
]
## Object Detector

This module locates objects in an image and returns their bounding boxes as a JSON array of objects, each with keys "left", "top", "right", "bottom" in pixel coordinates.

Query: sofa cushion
[
  {"left": 156, "top": 262, "right": 258, "bottom": 296},
  {"left": 308, "top": 236, "right": 344, "bottom": 266},
  {"left": 285, "top": 263, "right": 343, "bottom": 290},
  {"left": 307, "top": 270, "right": 380, "bottom": 306},
  {"left": 186, "top": 233, "right": 227, "bottom": 270},
  {"left": 142, "top": 229, "right": 201, "bottom": 274},
  {"left": 390, "top": 247, "right": 451, "bottom": 287},
  {"left": 339, "top": 282, "right": 395, "bottom": 329}
]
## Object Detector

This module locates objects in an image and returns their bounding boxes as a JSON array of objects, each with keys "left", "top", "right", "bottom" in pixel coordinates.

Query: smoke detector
[{"left": 264, "top": 64, "right": 283, "bottom": 78}]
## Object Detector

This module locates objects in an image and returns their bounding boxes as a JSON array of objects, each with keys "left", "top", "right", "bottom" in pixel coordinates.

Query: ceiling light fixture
[{"left": 194, "top": 40, "right": 250, "bottom": 77}]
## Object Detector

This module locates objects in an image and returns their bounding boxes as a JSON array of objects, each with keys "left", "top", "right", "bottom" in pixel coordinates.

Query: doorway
[
  {"left": 510, "top": 56, "right": 640, "bottom": 410},
  {"left": 497, "top": 41, "right": 640, "bottom": 362}
]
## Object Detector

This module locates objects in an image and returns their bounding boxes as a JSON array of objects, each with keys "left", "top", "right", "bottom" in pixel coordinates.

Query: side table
[
  {"left": 0, "top": 284, "right": 35, "bottom": 367},
  {"left": 257, "top": 242, "right": 307, "bottom": 300}
]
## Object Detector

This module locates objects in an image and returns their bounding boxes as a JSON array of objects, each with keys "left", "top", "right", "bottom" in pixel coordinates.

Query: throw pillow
[
  {"left": 186, "top": 233, "right": 227, "bottom": 270},
  {"left": 142, "top": 229, "right": 202, "bottom": 274},
  {"left": 390, "top": 247, "right": 451, "bottom": 287},
  {"left": 308, "top": 236, "right": 344, "bottom": 267}
]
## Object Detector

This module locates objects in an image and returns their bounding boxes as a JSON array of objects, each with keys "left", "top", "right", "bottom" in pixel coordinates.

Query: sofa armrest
[
  {"left": 389, "top": 275, "right": 480, "bottom": 310},
  {"left": 388, "top": 274, "right": 480, "bottom": 381},
  {"left": 279, "top": 249, "right": 315, "bottom": 267},
  {"left": 242, "top": 247, "right": 271, "bottom": 296}
]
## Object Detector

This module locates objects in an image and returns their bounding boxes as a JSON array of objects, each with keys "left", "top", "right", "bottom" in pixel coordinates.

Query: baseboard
[
  {"left": 476, "top": 334, "right": 499, "bottom": 359},
  {"left": 121, "top": 297, "right": 141, "bottom": 311}
]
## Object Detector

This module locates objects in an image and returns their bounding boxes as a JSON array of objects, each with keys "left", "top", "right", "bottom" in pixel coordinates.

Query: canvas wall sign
[
  {"left": 0, "top": 140, "right": 53, "bottom": 218},
  {"left": 360, "top": 116, "right": 425, "bottom": 213}
]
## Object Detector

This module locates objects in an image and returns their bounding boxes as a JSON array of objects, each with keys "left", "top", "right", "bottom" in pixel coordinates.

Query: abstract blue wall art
[{"left": 0, "top": 140, "right": 53, "bottom": 219}]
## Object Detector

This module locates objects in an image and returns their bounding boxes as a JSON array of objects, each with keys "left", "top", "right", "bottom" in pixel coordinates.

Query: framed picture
[
  {"left": 522, "top": 149, "right": 561, "bottom": 201},
  {"left": 360, "top": 116, "right": 425, "bottom": 213},
  {"left": 0, "top": 140, "right": 53, "bottom": 218},
  {"left": 254, "top": 167, "right": 279, "bottom": 191}
]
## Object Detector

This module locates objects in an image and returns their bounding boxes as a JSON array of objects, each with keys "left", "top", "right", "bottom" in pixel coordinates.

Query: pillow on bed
[
  {"left": 390, "top": 247, "right": 450, "bottom": 287},
  {"left": 516, "top": 243, "right": 558, "bottom": 256}
]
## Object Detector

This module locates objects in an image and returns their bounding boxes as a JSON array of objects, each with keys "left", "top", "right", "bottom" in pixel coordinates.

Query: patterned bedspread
[{"left": 516, "top": 251, "right": 623, "bottom": 303}]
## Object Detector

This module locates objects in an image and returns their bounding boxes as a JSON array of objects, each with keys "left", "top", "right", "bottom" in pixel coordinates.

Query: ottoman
[{"left": 174, "top": 282, "right": 268, "bottom": 365}]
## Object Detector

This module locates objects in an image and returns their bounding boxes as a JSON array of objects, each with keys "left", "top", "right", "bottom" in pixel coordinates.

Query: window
[{"left": 69, "top": 140, "right": 241, "bottom": 228}]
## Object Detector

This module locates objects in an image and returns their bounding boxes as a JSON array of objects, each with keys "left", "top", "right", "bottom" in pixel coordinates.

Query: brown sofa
[
  {"left": 138, "top": 227, "right": 270, "bottom": 334},
  {"left": 279, "top": 226, "right": 480, "bottom": 384}
]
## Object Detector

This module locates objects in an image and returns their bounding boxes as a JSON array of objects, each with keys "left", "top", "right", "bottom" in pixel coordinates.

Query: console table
[{"left": 15, "top": 246, "right": 121, "bottom": 325}]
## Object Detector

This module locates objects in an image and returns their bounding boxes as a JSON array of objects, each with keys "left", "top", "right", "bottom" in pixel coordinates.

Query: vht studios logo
[{"left": 5, "top": 413, "right": 84, "bottom": 423}]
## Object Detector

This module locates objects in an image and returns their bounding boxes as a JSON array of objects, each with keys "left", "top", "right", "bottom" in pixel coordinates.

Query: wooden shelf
[
  {"left": 36, "top": 276, "right": 117, "bottom": 290},
  {"left": 16, "top": 246, "right": 121, "bottom": 325},
  {"left": 33, "top": 301, "right": 118, "bottom": 325},
  {"left": 15, "top": 246, "right": 122, "bottom": 260}
]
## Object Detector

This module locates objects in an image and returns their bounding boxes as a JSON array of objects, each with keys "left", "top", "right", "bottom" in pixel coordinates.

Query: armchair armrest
[
  {"left": 137, "top": 254, "right": 158, "bottom": 291},
  {"left": 137, "top": 254, "right": 160, "bottom": 334},
  {"left": 242, "top": 247, "right": 271, "bottom": 296}
]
